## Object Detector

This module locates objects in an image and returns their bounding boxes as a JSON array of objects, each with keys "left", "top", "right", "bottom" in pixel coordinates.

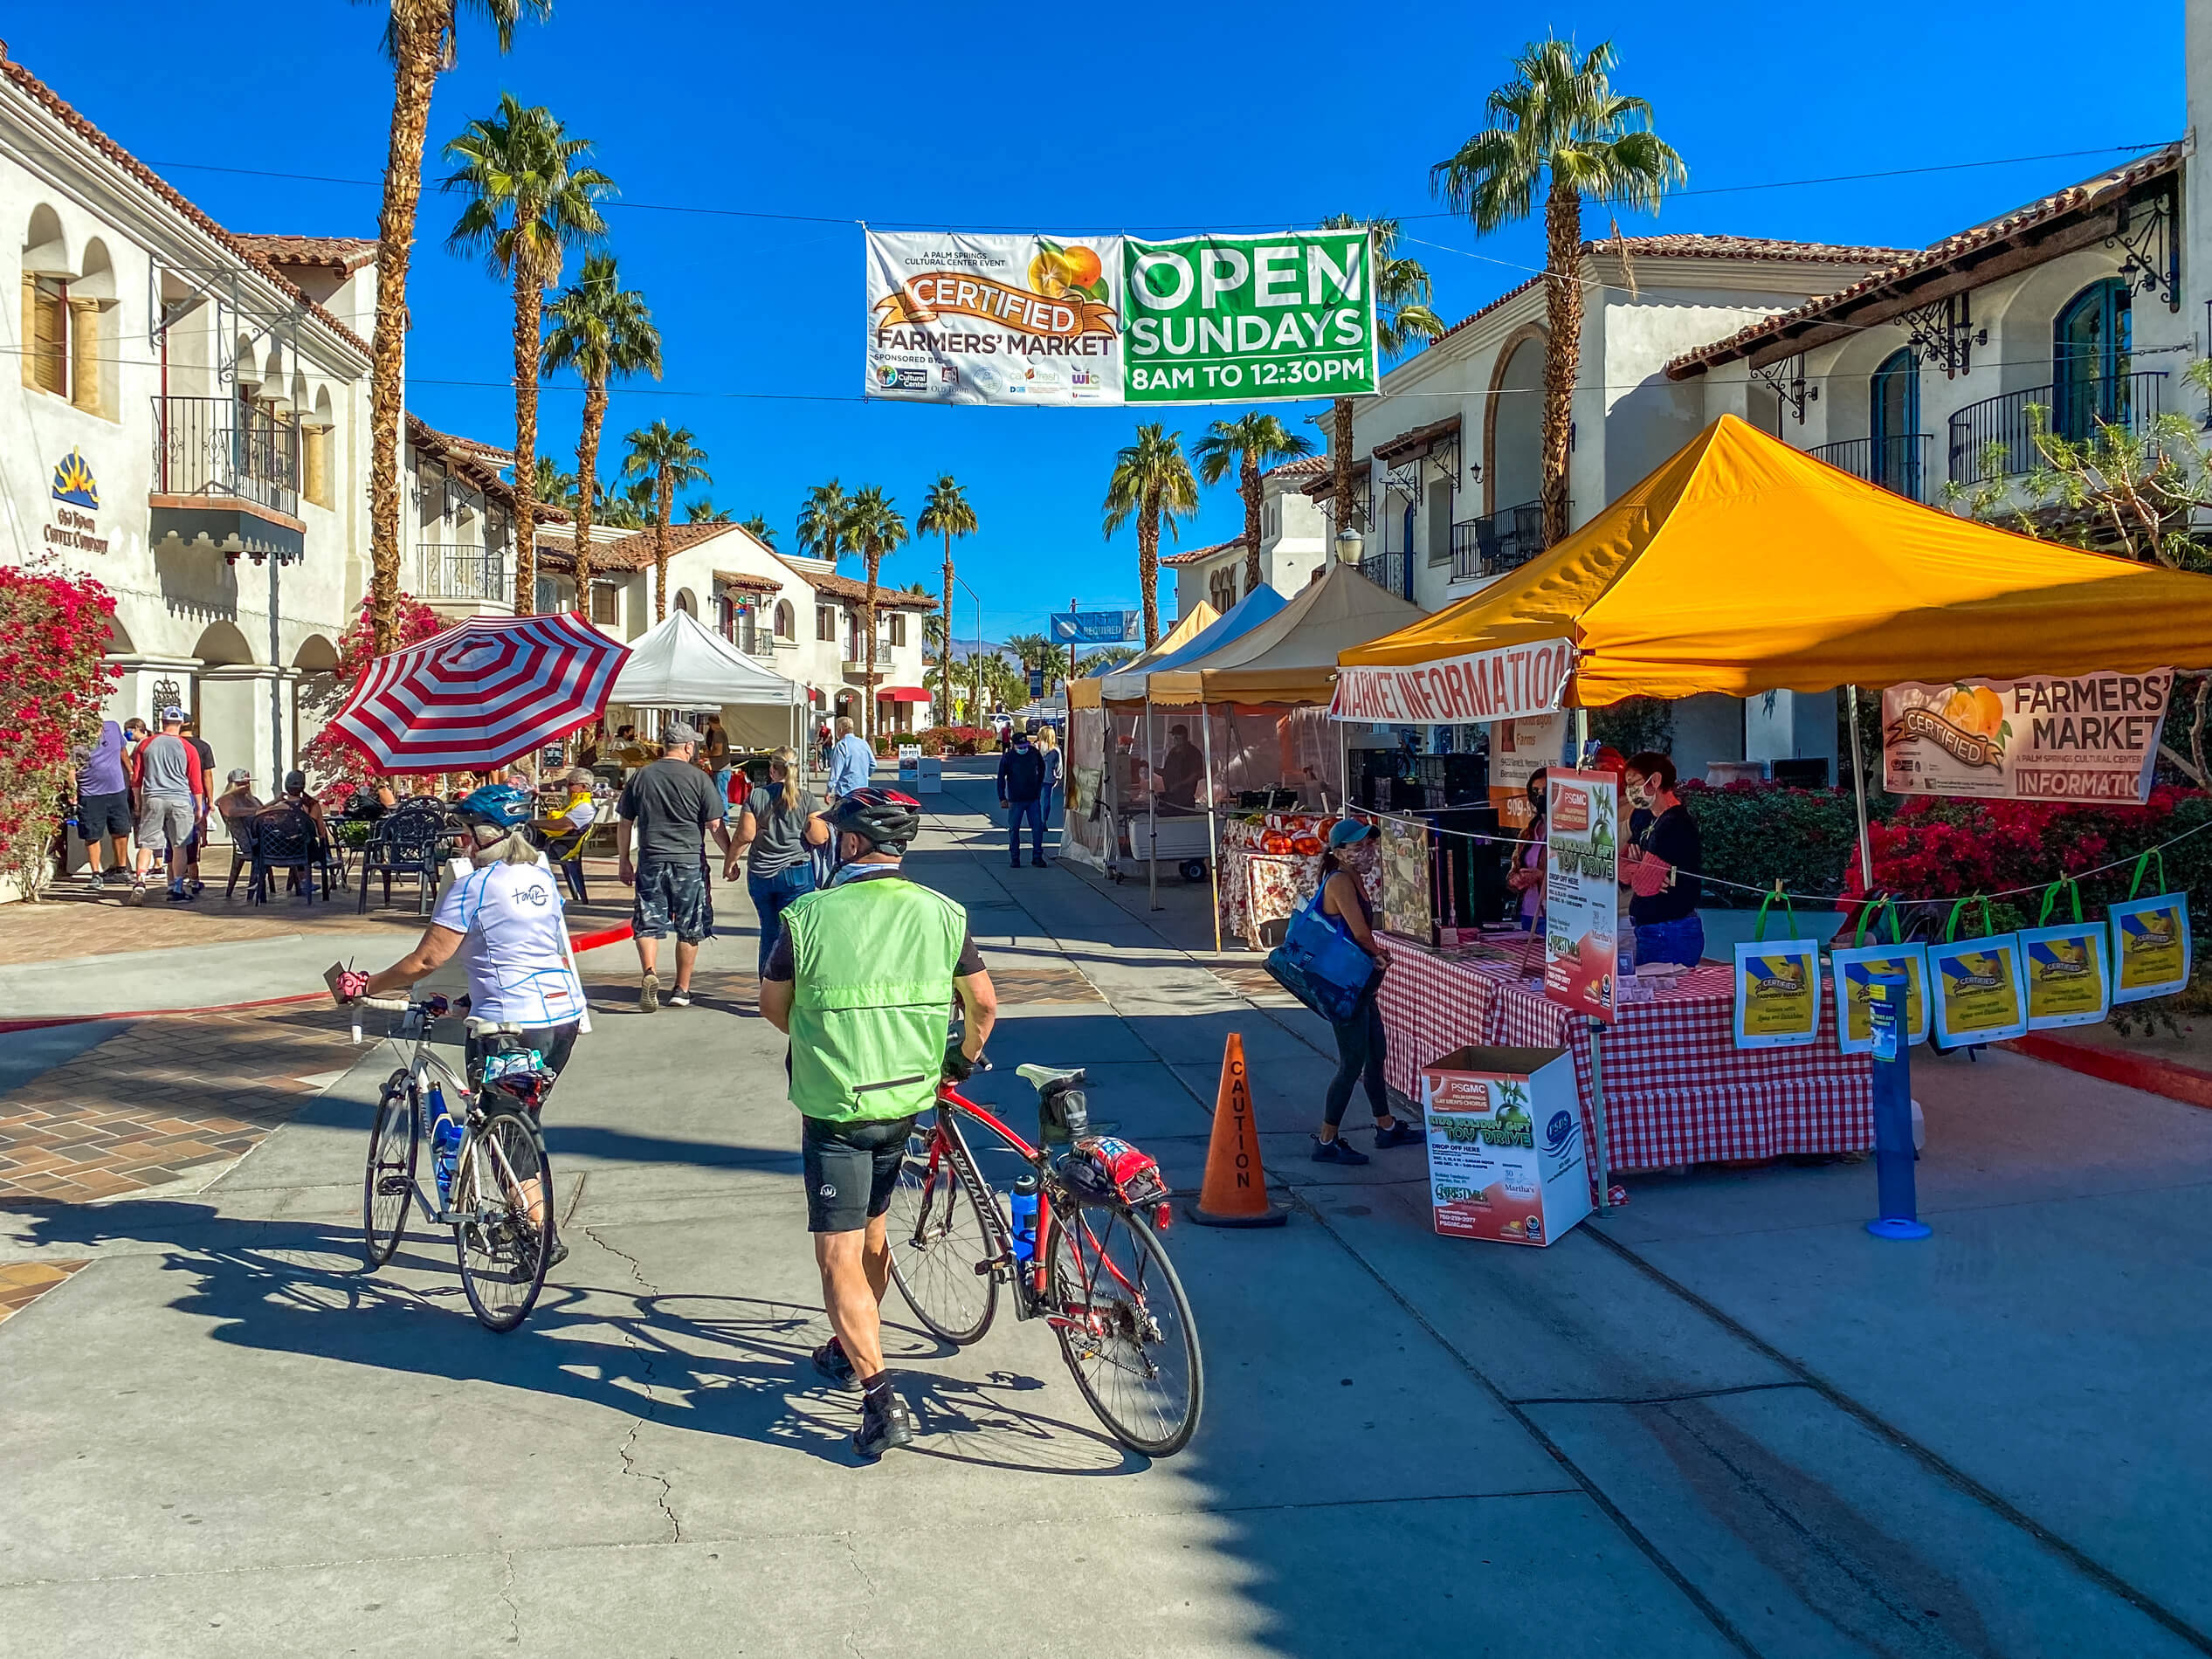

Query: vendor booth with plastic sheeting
[{"left": 1333, "top": 413, "right": 2212, "bottom": 1199}]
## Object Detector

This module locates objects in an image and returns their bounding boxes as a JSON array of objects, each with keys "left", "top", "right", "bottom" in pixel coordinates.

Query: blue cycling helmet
[{"left": 458, "top": 783, "right": 534, "bottom": 830}]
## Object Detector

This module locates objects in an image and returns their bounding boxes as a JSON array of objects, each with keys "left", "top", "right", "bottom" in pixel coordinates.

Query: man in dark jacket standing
[{"left": 996, "top": 723, "right": 1048, "bottom": 868}]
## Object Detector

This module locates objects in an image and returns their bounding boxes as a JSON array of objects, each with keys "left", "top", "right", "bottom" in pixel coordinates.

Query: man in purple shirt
[{"left": 73, "top": 719, "right": 134, "bottom": 893}]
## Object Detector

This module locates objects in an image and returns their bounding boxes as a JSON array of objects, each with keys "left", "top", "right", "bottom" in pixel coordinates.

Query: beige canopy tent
[
  {"left": 1066, "top": 602, "right": 1217, "bottom": 712},
  {"left": 1149, "top": 561, "right": 1424, "bottom": 706}
]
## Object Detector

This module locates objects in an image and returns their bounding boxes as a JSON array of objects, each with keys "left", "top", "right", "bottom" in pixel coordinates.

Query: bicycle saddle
[{"left": 1016, "top": 1063, "right": 1086, "bottom": 1093}]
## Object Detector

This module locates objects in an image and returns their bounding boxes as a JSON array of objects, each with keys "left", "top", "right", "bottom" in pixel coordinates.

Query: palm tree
[
  {"left": 1432, "top": 38, "right": 1685, "bottom": 544},
  {"left": 796, "top": 480, "right": 851, "bottom": 565},
  {"left": 530, "top": 455, "right": 576, "bottom": 511},
  {"left": 1194, "top": 413, "right": 1315, "bottom": 595},
  {"left": 841, "top": 486, "right": 908, "bottom": 739},
  {"left": 443, "top": 93, "right": 613, "bottom": 616},
  {"left": 1319, "top": 216, "right": 1447, "bottom": 549},
  {"left": 362, "top": 0, "right": 548, "bottom": 652},
  {"left": 622, "top": 422, "right": 710, "bottom": 621},
  {"left": 914, "top": 475, "right": 977, "bottom": 722},
  {"left": 1100, "top": 424, "right": 1199, "bottom": 648},
  {"left": 737, "top": 513, "right": 778, "bottom": 547},
  {"left": 541, "top": 253, "right": 660, "bottom": 618},
  {"left": 683, "top": 498, "right": 734, "bottom": 524},
  {"left": 592, "top": 475, "right": 651, "bottom": 530},
  {"left": 1006, "top": 632, "right": 1071, "bottom": 692}
]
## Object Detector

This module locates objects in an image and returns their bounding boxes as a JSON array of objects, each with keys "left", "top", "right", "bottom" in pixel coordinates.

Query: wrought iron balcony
[
  {"left": 151, "top": 396, "right": 299, "bottom": 516},
  {"left": 1356, "top": 551, "right": 1409, "bottom": 599},
  {"left": 1447, "top": 499, "right": 1552, "bottom": 582},
  {"left": 415, "top": 543, "right": 509, "bottom": 603},
  {"left": 1809, "top": 435, "right": 1932, "bottom": 501},
  {"left": 1947, "top": 370, "right": 2166, "bottom": 487}
]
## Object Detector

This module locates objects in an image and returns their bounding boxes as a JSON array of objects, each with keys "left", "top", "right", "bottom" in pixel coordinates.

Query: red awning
[{"left": 880, "top": 685, "right": 930, "bottom": 704}]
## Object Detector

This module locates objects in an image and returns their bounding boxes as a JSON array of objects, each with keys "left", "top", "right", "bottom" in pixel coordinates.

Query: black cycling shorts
[
  {"left": 802, "top": 1113, "right": 917, "bottom": 1234},
  {"left": 465, "top": 1022, "right": 580, "bottom": 1101}
]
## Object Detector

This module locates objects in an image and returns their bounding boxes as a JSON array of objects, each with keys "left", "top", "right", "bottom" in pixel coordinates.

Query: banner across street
[{"left": 863, "top": 226, "right": 1377, "bottom": 407}]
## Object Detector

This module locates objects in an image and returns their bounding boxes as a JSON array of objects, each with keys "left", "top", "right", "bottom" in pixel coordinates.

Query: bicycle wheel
[
  {"left": 1044, "top": 1202, "right": 1203, "bottom": 1456},
  {"left": 362, "top": 1068, "right": 418, "bottom": 1268},
  {"left": 885, "top": 1116, "right": 998, "bottom": 1344},
  {"left": 451, "top": 1110, "right": 553, "bottom": 1333}
]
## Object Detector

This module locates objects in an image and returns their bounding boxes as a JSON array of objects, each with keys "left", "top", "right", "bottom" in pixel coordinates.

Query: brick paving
[
  {"left": 0, "top": 1260, "right": 90, "bottom": 1324},
  {"left": 0, "top": 850, "right": 635, "bottom": 970},
  {"left": 0, "top": 1003, "right": 355, "bottom": 1205}
]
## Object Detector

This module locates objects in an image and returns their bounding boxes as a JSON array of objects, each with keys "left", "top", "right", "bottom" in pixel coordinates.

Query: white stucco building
[
  {"left": 402, "top": 416, "right": 548, "bottom": 621},
  {"left": 1, "top": 44, "right": 374, "bottom": 791},
  {"left": 1165, "top": 454, "right": 1332, "bottom": 617},
  {"left": 535, "top": 520, "right": 936, "bottom": 736}
]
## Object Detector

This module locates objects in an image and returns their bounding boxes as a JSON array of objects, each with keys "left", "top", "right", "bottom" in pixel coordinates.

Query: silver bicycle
[{"left": 347, "top": 988, "right": 555, "bottom": 1332}]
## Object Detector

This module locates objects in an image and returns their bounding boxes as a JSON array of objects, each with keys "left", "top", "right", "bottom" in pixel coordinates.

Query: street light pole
[{"left": 954, "top": 575, "right": 982, "bottom": 726}]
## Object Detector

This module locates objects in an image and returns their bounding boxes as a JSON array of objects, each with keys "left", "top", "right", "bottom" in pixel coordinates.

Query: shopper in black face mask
[{"left": 1506, "top": 768, "right": 1548, "bottom": 932}]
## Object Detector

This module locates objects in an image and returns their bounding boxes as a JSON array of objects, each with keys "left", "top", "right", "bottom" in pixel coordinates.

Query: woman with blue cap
[{"left": 1312, "top": 817, "right": 1423, "bottom": 1164}]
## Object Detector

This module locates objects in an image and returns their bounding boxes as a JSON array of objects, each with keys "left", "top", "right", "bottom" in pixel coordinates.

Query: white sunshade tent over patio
[{"left": 609, "top": 610, "right": 804, "bottom": 752}]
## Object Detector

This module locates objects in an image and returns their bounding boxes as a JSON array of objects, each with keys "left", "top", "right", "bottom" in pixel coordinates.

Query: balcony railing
[
  {"left": 1356, "top": 551, "right": 1409, "bottom": 599},
  {"left": 1446, "top": 499, "right": 1553, "bottom": 582},
  {"left": 1947, "top": 371, "right": 2166, "bottom": 488},
  {"left": 416, "top": 543, "right": 509, "bottom": 603},
  {"left": 1809, "top": 435, "right": 1932, "bottom": 501},
  {"left": 151, "top": 396, "right": 299, "bottom": 516}
]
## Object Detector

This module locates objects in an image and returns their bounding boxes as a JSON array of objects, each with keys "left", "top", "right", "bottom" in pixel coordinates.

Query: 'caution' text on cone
[{"left": 1186, "top": 1031, "right": 1286, "bottom": 1229}]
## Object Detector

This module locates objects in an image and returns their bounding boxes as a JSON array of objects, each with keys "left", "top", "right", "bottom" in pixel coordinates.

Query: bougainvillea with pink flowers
[
  {"left": 0, "top": 568, "right": 121, "bottom": 902},
  {"left": 299, "top": 592, "right": 451, "bottom": 806}
]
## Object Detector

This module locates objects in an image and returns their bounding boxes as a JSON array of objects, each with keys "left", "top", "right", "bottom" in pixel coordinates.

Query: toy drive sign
[
  {"left": 1330, "top": 637, "right": 1574, "bottom": 725},
  {"left": 1416, "top": 1046, "right": 1591, "bottom": 1247}
]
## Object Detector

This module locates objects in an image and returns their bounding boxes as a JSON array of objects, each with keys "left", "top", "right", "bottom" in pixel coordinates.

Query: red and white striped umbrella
[{"left": 328, "top": 611, "right": 630, "bottom": 774}]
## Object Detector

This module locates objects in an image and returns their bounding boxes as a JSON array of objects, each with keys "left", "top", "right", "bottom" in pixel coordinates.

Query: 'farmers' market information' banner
[
  {"left": 863, "top": 228, "right": 1377, "bottom": 407},
  {"left": 1882, "top": 670, "right": 2173, "bottom": 802}
]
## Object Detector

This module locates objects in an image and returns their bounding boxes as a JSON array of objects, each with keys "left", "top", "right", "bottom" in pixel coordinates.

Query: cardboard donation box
[
  {"left": 1417, "top": 1045, "right": 1590, "bottom": 1247},
  {"left": 897, "top": 746, "right": 943, "bottom": 795}
]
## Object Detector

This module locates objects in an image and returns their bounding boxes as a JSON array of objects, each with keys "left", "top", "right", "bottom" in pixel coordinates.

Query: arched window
[
  {"left": 1869, "top": 348, "right": 1921, "bottom": 498},
  {"left": 674, "top": 589, "right": 695, "bottom": 616},
  {"left": 2054, "top": 278, "right": 2132, "bottom": 441},
  {"left": 1208, "top": 565, "right": 1237, "bottom": 614},
  {"left": 775, "top": 600, "right": 795, "bottom": 638}
]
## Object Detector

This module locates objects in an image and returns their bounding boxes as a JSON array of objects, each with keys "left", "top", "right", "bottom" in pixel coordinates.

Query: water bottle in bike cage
[
  {"left": 428, "top": 1084, "right": 461, "bottom": 1205},
  {"left": 1009, "top": 1174, "right": 1039, "bottom": 1264},
  {"left": 1037, "top": 1083, "right": 1089, "bottom": 1147}
]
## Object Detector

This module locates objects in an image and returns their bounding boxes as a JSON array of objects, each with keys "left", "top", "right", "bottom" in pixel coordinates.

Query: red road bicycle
[{"left": 888, "top": 1061, "right": 1203, "bottom": 1456}]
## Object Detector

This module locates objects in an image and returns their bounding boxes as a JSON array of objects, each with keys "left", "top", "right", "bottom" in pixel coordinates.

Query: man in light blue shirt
[{"left": 825, "top": 716, "right": 875, "bottom": 802}]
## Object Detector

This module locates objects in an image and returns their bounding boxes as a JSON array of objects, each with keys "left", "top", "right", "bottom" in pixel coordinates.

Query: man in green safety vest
[{"left": 760, "top": 786, "right": 998, "bottom": 1459}]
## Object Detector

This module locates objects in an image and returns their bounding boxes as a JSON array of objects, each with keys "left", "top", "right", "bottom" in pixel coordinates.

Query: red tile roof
[
  {"left": 231, "top": 234, "right": 378, "bottom": 275},
  {"left": 1161, "top": 537, "right": 1244, "bottom": 569},
  {"left": 1424, "top": 233, "right": 1912, "bottom": 354},
  {"left": 0, "top": 45, "right": 370, "bottom": 356},
  {"left": 408, "top": 417, "right": 568, "bottom": 522},
  {"left": 1263, "top": 454, "right": 1331, "bottom": 480},
  {"left": 1665, "top": 145, "right": 2183, "bottom": 378},
  {"left": 713, "top": 568, "right": 783, "bottom": 595},
  {"left": 771, "top": 555, "right": 936, "bottom": 609}
]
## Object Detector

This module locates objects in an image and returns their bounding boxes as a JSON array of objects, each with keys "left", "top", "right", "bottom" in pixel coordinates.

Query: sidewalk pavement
[{"left": 0, "top": 761, "right": 2206, "bottom": 1656}]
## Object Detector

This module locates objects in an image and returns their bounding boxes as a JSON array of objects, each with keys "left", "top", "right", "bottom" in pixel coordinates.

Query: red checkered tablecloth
[{"left": 1373, "top": 933, "right": 1871, "bottom": 1174}]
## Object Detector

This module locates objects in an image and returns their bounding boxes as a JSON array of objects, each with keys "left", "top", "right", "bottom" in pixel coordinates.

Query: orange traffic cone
[{"left": 1185, "top": 1032, "right": 1287, "bottom": 1229}]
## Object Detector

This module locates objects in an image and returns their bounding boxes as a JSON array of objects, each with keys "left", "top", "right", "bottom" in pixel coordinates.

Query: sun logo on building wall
[{"left": 51, "top": 449, "right": 99, "bottom": 509}]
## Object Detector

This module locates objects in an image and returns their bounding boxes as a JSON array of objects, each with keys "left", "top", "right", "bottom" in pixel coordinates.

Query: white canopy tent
[{"left": 607, "top": 610, "right": 803, "bottom": 751}]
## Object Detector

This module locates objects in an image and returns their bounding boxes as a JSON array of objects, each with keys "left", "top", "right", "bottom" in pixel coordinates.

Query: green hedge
[{"left": 1678, "top": 782, "right": 1864, "bottom": 908}]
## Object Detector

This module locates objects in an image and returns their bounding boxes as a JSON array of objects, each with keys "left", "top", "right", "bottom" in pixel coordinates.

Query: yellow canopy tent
[
  {"left": 1340, "top": 413, "right": 2212, "bottom": 704},
  {"left": 1067, "top": 601, "right": 1216, "bottom": 712},
  {"left": 1149, "top": 561, "right": 1424, "bottom": 706}
]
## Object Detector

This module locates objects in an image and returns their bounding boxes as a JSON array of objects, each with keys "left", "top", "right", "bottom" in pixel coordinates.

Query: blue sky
[{"left": 6, "top": 2, "right": 2186, "bottom": 640}]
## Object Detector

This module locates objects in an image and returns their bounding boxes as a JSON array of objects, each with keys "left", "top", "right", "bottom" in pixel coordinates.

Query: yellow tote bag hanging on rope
[
  {"left": 1927, "top": 897, "right": 2027, "bottom": 1047},
  {"left": 1831, "top": 897, "right": 1929, "bottom": 1055},
  {"left": 2019, "top": 878, "right": 2111, "bottom": 1031},
  {"left": 1733, "top": 887, "right": 1822, "bottom": 1050},
  {"left": 2110, "top": 850, "right": 2193, "bottom": 1005}
]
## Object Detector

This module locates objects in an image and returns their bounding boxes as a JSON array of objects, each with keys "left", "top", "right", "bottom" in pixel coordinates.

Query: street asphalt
[{"left": 3, "top": 760, "right": 2209, "bottom": 1657}]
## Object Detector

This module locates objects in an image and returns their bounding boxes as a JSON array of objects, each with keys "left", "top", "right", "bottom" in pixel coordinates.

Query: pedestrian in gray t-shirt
[
  {"left": 127, "top": 708, "right": 206, "bottom": 904},
  {"left": 722, "top": 746, "right": 830, "bottom": 975},
  {"left": 615, "top": 722, "right": 731, "bottom": 1012}
]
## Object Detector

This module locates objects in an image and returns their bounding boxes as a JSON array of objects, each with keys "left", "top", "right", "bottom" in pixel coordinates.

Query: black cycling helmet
[{"left": 823, "top": 786, "right": 921, "bottom": 851}]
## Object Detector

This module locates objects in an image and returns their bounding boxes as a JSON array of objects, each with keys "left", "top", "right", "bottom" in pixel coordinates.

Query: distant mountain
[{"left": 949, "top": 637, "right": 1010, "bottom": 661}]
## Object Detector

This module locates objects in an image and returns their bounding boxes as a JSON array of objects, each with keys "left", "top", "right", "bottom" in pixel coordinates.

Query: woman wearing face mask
[
  {"left": 1505, "top": 768, "right": 1548, "bottom": 932},
  {"left": 1621, "top": 751, "right": 1704, "bottom": 967},
  {"left": 1311, "top": 819, "right": 1423, "bottom": 1165}
]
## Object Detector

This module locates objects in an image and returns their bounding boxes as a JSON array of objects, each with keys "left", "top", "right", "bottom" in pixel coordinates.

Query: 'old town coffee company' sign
[{"left": 45, "top": 449, "right": 109, "bottom": 554}]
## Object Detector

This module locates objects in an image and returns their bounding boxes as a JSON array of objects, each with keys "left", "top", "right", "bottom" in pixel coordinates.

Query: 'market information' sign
[{"left": 863, "top": 226, "right": 1377, "bottom": 407}]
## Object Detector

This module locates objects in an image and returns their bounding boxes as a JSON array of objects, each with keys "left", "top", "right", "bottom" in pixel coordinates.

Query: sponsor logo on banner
[
  {"left": 1883, "top": 671, "right": 2170, "bottom": 802},
  {"left": 864, "top": 231, "right": 1125, "bottom": 407},
  {"left": 1331, "top": 637, "right": 1574, "bottom": 726}
]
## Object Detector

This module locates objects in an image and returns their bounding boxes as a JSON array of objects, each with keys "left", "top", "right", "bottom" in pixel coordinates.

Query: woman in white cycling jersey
[{"left": 340, "top": 783, "right": 589, "bottom": 1263}]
